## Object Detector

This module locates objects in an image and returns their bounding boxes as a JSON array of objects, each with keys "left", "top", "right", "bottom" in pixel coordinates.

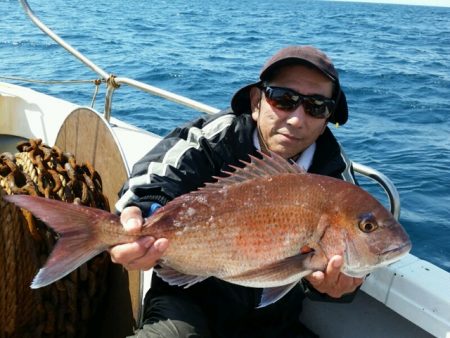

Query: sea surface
[{"left": 1, "top": 0, "right": 449, "bottom": 271}]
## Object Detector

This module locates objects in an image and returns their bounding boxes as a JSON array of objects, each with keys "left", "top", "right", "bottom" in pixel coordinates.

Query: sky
[{"left": 331, "top": 0, "right": 450, "bottom": 7}]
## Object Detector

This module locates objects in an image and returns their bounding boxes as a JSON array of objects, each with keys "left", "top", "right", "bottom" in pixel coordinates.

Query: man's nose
[{"left": 286, "top": 104, "right": 307, "bottom": 127}]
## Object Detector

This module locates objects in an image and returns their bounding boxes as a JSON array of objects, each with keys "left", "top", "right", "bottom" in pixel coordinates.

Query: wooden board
[
  {"left": 55, "top": 107, "right": 141, "bottom": 336},
  {"left": 55, "top": 107, "right": 129, "bottom": 206}
]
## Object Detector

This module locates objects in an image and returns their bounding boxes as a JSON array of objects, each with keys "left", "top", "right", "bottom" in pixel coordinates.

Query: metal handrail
[
  {"left": 111, "top": 77, "right": 220, "bottom": 118},
  {"left": 352, "top": 162, "right": 401, "bottom": 220},
  {"left": 19, "top": 0, "right": 109, "bottom": 80}
]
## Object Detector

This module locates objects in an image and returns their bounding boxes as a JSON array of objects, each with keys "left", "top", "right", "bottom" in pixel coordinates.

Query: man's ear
[
  {"left": 250, "top": 86, "right": 262, "bottom": 122},
  {"left": 250, "top": 86, "right": 261, "bottom": 108}
]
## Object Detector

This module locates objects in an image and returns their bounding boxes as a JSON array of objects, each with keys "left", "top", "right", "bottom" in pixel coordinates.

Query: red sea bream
[{"left": 4, "top": 152, "right": 411, "bottom": 307}]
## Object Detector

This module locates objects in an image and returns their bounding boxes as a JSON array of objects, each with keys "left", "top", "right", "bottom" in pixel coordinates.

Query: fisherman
[{"left": 111, "top": 45, "right": 364, "bottom": 338}]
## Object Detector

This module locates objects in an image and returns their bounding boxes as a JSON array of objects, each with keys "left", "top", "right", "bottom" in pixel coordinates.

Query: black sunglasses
[{"left": 261, "top": 85, "right": 335, "bottom": 119}]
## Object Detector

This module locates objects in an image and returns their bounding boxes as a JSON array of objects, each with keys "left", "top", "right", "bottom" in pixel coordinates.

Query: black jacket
[
  {"left": 116, "top": 110, "right": 354, "bottom": 213},
  {"left": 116, "top": 109, "right": 357, "bottom": 337}
]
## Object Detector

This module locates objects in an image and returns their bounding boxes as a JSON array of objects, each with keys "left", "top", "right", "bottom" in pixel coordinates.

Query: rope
[
  {"left": 0, "top": 76, "right": 106, "bottom": 108},
  {"left": 0, "top": 75, "right": 103, "bottom": 85},
  {"left": 1, "top": 76, "right": 105, "bottom": 109},
  {"left": 90, "top": 79, "right": 102, "bottom": 108},
  {"left": 0, "top": 139, "right": 111, "bottom": 338}
]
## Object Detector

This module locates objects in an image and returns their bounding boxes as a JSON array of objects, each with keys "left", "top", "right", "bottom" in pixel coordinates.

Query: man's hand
[
  {"left": 305, "top": 255, "right": 363, "bottom": 298},
  {"left": 109, "top": 206, "right": 169, "bottom": 271}
]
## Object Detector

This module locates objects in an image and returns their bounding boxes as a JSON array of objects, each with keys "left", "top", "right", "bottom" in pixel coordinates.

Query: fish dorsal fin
[{"left": 201, "top": 151, "right": 305, "bottom": 190}]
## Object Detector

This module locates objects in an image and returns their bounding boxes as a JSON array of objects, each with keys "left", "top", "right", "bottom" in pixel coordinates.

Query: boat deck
[
  {"left": 300, "top": 290, "right": 434, "bottom": 338},
  {"left": 0, "top": 134, "right": 27, "bottom": 153}
]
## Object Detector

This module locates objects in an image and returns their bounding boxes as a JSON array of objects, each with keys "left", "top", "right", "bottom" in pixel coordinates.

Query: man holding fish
[
  {"left": 5, "top": 45, "right": 410, "bottom": 338},
  {"left": 108, "top": 45, "right": 403, "bottom": 338}
]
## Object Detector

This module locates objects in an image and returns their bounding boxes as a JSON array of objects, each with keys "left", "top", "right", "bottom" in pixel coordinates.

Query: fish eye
[{"left": 358, "top": 214, "right": 379, "bottom": 233}]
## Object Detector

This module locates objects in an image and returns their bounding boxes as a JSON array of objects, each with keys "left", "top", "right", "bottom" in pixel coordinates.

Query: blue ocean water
[{"left": 1, "top": 0, "right": 449, "bottom": 271}]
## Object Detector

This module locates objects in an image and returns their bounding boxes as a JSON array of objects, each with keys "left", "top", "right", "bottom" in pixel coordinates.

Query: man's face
[{"left": 250, "top": 65, "right": 333, "bottom": 160}]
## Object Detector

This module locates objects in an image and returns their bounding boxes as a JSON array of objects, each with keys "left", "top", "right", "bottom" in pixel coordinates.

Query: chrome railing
[{"left": 352, "top": 162, "right": 400, "bottom": 219}]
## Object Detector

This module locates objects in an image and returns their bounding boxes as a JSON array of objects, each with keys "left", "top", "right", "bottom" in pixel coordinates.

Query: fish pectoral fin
[
  {"left": 259, "top": 282, "right": 299, "bottom": 308},
  {"left": 226, "top": 252, "right": 315, "bottom": 283},
  {"left": 155, "top": 265, "right": 208, "bottom": 288}
]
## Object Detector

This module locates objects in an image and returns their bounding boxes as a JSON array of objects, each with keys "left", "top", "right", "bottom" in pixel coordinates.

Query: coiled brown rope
[{"left": 1, "top": 139, "right": 111, "bottom": 338}]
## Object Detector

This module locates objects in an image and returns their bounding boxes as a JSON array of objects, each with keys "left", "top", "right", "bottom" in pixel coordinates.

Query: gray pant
[{"left": 128, "top": 295, "right": 212, "bottom": 338}]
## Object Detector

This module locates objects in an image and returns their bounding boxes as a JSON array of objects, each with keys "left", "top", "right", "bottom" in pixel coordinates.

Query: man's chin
[{"left": 268, "top": 145, "right": 301, "bottom": 160}]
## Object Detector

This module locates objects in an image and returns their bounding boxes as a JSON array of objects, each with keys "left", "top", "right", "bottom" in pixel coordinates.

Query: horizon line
[{"left": 329, "top": 0, "right": 450, "bottom": 8}]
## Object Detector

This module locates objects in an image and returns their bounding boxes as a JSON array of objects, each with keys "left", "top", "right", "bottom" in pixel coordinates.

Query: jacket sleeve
[{"left": 115, "top": 111, "right": 254, "bottom": 215}]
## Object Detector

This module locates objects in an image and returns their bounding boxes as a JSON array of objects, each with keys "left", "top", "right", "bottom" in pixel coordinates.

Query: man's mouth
[{"left": 278, "top": 132, "right": 301, "bottom": 141}]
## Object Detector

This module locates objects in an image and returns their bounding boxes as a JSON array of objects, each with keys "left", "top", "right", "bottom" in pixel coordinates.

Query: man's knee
[
  {"left": 130, "top": 294, "right": 211, "bottom": 338},
  {"left": 131, "top": 319, "right": 203, "bottom": 338}
]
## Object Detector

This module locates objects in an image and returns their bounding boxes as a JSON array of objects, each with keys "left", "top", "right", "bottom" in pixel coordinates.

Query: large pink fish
[{"left": 4, "top": 152, "right": 411, "bottom": 307}]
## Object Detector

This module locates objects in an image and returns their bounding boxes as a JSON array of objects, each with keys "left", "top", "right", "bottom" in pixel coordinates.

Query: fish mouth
[
  {"left": 342, "top": 237, "right": 411, "bottom": 278},
  {"left": 379, "top": 240, "right": 412, "bottom": 257}
]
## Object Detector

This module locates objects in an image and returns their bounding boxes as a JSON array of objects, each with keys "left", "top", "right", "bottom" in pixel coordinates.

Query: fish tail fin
[
  {"left": 31, "top": 231, "right": 106, "bottom": 289},
  {"left": 3, "top": 194, "right": 111, "bottom": 288}
]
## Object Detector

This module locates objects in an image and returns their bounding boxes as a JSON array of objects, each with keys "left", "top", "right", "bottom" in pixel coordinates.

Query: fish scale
[{"left": 158, "top": 176, "right": 306, "bottom": 273}]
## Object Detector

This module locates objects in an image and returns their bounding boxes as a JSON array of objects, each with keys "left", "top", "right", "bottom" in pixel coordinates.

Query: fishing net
[{"left": 0, "top": 139, "right": 110, "bottom": 338}]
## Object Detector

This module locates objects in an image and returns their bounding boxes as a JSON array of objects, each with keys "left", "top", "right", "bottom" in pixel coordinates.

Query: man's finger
[
  {"left": 153, "top": 238, "right": 169, "bottom": 253},
  {"left": 109, "top": 236, "right": 155, "bottom": 264},
  {"left": 305, "top": 271, "right": 324, "bottom": 286},
  {"left": 120, "top": 206, "right": 144, "bottom": 232},
  {"left": 123, "top": 238, "right": 169, "bottom": 270},
  {"left": 326, "top": 255, "right": 343, "bottom": 281}
]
